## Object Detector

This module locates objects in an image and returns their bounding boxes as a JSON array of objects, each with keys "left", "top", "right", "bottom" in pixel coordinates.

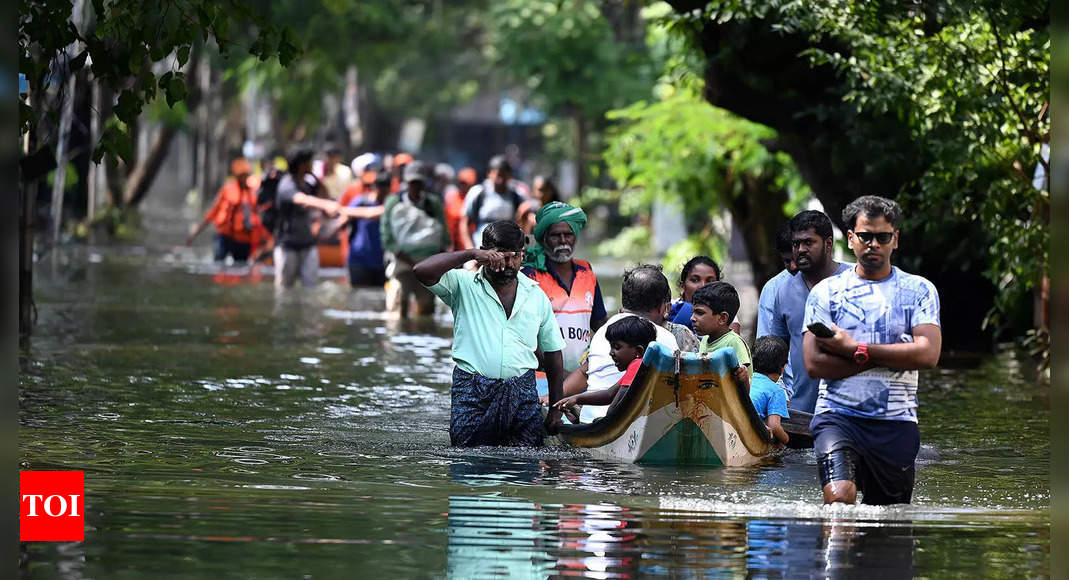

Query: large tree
[
  {"left": 662, "top": 0, "right": 1049, "bottom": 350},
  {"left": 19, "top": 0, "right": 299, "bottom": 336}
]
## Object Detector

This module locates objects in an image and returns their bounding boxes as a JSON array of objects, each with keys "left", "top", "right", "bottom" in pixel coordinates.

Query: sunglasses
[{"left": 853, "top": 231, "right": 894, "bottom": 245}]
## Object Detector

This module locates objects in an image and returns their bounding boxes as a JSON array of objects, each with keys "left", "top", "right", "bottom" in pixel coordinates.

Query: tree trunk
[
  {"left": 121, "top": 44, "right": 203, "bottom": 209},
  {"left": 50, "top": 71, "right": 79, "bottom": 243},
  {"left": 728, "top": 174, "right": 789, "bottom": 289},
  {"left": 574, "top": 108, "right": 587, "bottom": 193},
  {"left": 666, "top": 2, "right": 998, "bottom": 349},
  {"left": 122, "top": 123, "right": 179, "bottom": 207}
]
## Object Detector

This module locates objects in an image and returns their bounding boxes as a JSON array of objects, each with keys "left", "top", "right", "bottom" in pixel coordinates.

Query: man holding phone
[
  {"left": 802, "top": 195, "right": 942, "bottom": 506},
  {"left": 760, "top": 211, "right": 851, "bottom": 413}
]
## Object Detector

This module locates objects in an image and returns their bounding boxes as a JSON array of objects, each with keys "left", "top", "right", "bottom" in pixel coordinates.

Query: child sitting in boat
[
  {"left": 750, "top": 336, "right": 791, "bottom": 445},
  {"left": 692, "top": 281, "right": 753, "bottom": 385},
  {"left": 551, "top": 316, "right": 657, "bottom": 423}
]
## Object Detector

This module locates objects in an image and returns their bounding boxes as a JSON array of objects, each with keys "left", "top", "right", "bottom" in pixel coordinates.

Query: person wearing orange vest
[
  {"left": 444, "top": 167, "right": 478, "bottom": 250},
  {"left": 520, "top": 202, "right": 607, "bottom": 373},
  {"left": 187, "top": 157, "right": 266, "bottom": 263}
]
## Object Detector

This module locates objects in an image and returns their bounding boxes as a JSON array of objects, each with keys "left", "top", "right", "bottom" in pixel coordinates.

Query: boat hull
[{"left": 558, "top": 343, "right": 777, "bottom": 466}]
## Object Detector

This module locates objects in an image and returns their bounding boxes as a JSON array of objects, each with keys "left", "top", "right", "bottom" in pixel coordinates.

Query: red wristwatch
[{"left": 853, "top": 343, "right": 869, "bottom": 364}]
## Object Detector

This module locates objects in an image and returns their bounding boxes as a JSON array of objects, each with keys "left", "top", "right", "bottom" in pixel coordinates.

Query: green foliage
[
  {"left": 665, "top": 0, "right": 1049, "bottom": 338},
  {"left": 45, "top": 163, "right": 79, "bottom": 189},
  {"left": 662, "top": 234, "right": 727, "bottom": 289},
  {"left": 232, "top": 0, "right": 489, "bottom": 139},
  {"left": 19, "top": 0, "right": 300, "bottom": 163},
  {"left": 592, "top": 91, "right": 809, "bottom": 258},
  {"left": 595, "top": 225, "right": 652, "bottom": 259},
  {"left": 789, "top": 1, "right": 1049, "bottom": 330},
  {"left": 487, "top": 0, "right": 655, "bottom": 118}
]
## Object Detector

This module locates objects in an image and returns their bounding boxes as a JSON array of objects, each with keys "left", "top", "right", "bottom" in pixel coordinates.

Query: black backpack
[{"left": 256, "top": 169, "right": 284, "bottom": 234}]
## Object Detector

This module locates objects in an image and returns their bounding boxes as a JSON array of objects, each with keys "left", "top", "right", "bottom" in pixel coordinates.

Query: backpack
[
  {"left": 256, "top": 169, "right": 284, "bottom": 234},
  {"left": 469, "top": 183, "right": 524, "bottom": 224}
]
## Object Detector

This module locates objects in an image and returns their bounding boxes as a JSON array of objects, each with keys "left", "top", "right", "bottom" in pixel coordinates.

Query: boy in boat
[
  {"left": 551, "top": 316, "right": 657, "bottom": 421},
  {"left": 692, "top": 282, "right": 753, "bottom": 386},
  {"left": 750, "top": 336, "right": 791, "bottom": 445},
  {"left": 413, "top": 220, "right": 567, "bottom": 446}
]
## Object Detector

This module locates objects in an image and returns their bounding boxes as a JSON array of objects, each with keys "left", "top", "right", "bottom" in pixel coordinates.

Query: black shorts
[{"left": 811, "top": 413, "right": 920, "bottom": 505}]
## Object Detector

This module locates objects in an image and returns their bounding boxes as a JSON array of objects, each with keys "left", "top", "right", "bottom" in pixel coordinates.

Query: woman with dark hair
[{"left": 668, "top": 256, "right": 722, "bottom": 331}]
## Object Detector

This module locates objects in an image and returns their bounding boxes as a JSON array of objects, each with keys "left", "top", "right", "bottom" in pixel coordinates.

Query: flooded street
[{"left": 20, "top": 246, "right": 1049, "bottom": 578}]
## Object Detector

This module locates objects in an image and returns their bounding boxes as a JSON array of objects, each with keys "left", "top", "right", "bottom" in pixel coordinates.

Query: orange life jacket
[
  {"left": 527, "top": 259, "right": 599, "bottom": 372},
  {"left": 205, "top": 176, "right": 262, "bottom": 243}
]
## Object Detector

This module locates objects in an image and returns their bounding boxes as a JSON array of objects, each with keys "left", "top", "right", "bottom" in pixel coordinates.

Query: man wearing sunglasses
[
  {"left": 802, "top": 195, "right": 942, "bottom": 506},
  {"left": 761, "top": 210, "right": 852, "bottom": 415}
]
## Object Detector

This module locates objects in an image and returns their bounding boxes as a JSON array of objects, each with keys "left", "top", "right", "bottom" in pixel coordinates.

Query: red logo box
[{"left": 20, "top": 471, "right": 85, "bottom": 541}]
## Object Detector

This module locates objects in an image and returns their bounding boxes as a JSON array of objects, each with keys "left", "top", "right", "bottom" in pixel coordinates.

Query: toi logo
[{"left": 20, "top": 471, "right": 85, "bottom": 541}]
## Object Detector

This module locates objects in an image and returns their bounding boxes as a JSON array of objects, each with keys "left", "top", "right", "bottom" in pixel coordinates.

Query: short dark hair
[
  {"left": 752, "top": 336, "right": 789, "bottom": 375},
  {"left": 288, "top": 147, "right": 314, "bottom": 170},
  {"left": 605, "top": 316, "right": 657, "bottom": 349},
  {"left": 481, "top": 220, "right": 525, "bottom": 251},
  {"left": 775, "top": 222, "right": 793, "bottom": 254},
  {"left": 790, "top": 210, "right": 834, "bottom": 240},
  {"left": 691, "top": 281, "right": 740, "bottom": 323},
  {"left": 678, "top": 256, "right": 721, "bottom": 287},
  {"left": 622, "top": 265, "right": 671, "bottom": 313},
  {"left": 488, "top": 154, "right": 512, "bottom": 174},
  {"left": 842, "top": 195, "right": 903, "bottom": 230}
]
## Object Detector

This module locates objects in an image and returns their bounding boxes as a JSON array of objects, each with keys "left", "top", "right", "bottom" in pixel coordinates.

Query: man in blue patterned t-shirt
[{"left": 802, "top": 195, "right": 942, "bottom": 506}]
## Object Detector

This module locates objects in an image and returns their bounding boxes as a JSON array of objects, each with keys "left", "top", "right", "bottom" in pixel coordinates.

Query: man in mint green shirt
[{"left": 414, "top": 220, "right": 567, "bottom": 446}]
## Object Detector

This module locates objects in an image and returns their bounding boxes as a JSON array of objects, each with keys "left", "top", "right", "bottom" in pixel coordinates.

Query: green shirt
[
  {"left": 428, "top": 269, "right": 566, "bottom": 379},
  {"left": 699, "top": 331, "right": 753, "bottom": 377}
]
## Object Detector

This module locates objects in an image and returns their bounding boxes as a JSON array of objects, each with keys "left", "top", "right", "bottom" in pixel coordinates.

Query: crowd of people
[
  {"left": 415, "top": 195, "right": 941, "bottom": 510},
  {"left": 187, "top": 147, "right": 561, "bottom": 307},
  {"left": 187, "top": 153, "right": 942, "bottom": 508}
]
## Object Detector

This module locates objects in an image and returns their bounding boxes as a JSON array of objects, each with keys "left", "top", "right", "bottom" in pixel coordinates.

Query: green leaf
[{"left": 165, "top": 75, "right": 187, "bottom": 107}]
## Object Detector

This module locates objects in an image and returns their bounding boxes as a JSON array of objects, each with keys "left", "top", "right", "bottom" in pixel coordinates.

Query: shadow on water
[{"left": 19, "top": 246, "right": 1049, "bottom": 577}]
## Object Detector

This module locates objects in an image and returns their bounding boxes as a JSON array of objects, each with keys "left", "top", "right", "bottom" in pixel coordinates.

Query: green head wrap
[{"left": 522, "top": 201, "right": 587, "bottom": 272}]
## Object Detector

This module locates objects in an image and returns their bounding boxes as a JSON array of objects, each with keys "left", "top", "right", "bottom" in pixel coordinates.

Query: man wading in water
[
  {"left": 414, "top": 220, "right": 567, "bottom": 446},
  {"left": 803, "top": 195, "right": 942, "bottom": 505}
]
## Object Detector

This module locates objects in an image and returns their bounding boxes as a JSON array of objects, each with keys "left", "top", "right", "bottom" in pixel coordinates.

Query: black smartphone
[{"left": 807, "top": 322, "right": 836, "bottom": 338}]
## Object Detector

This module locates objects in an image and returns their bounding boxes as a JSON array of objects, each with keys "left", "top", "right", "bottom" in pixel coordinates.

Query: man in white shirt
[{"left": 561, "top": 264, "right": 680, "bottom": 423}]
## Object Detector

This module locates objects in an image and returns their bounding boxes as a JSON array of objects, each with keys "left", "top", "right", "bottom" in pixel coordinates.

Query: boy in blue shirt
[{"left": 750, "top": 336, "right": 791, "bottom": 445}]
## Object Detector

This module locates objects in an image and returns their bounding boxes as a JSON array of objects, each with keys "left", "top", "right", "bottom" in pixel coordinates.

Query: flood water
[{"left": 20, "top": 246, "right": 1050, "bottom": 578}]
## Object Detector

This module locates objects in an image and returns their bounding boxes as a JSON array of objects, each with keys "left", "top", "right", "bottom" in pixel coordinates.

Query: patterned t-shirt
[{"left": 803, "top": 266, "right": 940, "bottom": 422}]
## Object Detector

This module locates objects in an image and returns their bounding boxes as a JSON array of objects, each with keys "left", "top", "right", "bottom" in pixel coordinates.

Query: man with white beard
[{"left": 521, "top": 201, "right": 608, "bottom": 375}]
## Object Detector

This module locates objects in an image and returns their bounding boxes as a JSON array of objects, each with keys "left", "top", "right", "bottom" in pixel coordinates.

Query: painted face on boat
[{"left": 609, "top": 340, "right": 645, "bottom": 372}]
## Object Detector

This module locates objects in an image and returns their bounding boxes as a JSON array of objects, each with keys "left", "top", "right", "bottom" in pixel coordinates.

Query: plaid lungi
[{"left": 450, "top": 367, "right": 543, "bottom": 447}]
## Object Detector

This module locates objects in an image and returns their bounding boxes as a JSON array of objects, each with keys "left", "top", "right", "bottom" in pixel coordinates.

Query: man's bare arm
[
  {"left": 803, "top": 332, "right": 873, "bottom": 380},
  {"left": 814, "top": 324, "right": 942, "bottom": 370},
  {"left": 292, "top": 192, "right": 339, "bottom": 215},
  {"left": 413, "top": 249, "right": 513, "bottom": 287},
  {"left": 543, "top": 350, "right": 565, "bottom": 434}
]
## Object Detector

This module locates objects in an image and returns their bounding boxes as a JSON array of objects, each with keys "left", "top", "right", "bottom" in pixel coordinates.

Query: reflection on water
[
  {"left": 19, "top": 248, "right": 1049, "bottom": 577},
  {"left": 446, "top": 494, "right": 925, "bottom": 578}
]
